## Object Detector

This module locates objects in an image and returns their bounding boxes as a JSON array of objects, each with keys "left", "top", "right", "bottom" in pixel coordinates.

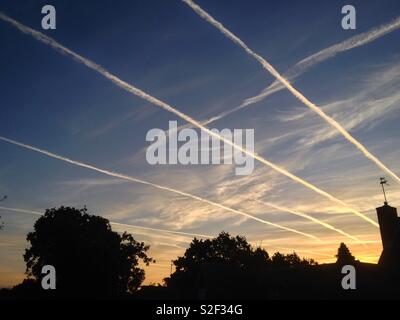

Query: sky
[{"left": 0, "top": 0, "right": 400, "bottom": 287}]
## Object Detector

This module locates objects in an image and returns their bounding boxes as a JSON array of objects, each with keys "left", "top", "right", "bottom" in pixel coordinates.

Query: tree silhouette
[
  {"left": 335, "top": 242, "right": 356, "bottom": 265},
  {"left": 164, "top": 232, "right": 321, "bottom": 299},
  {"left": 24, "top": 206, "right": 153, "bottom": 297},
  {"left": 172, "top": 232, "right": 268, "bottom": 270},
  {"left": 165, "top": 232, "right": 272, "bottom": 299},
  {"left": 270, "top": 252, "right": 316, "bottom": 268}
]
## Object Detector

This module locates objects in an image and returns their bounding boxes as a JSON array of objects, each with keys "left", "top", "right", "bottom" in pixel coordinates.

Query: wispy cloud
[
  {"left": 275, "top": 62, "right": 400, "bottom": 149},
  {"left": 182, "top": 0, "right": 400, "bottom": 186},
  {"left": 0, "top": 11, "right": 377, "bottom": 228},
  {"left": 0, "top": 136, "right": 319, "bottom": 239},
  {"left": 0, "top": 205, "right": 212, "bottom": 239},
  {"left": 195, "top": 16, "right": 400, "bottom": 126},
  {"left": 255, "top": 200, "right": 361, "bottom": 242}
]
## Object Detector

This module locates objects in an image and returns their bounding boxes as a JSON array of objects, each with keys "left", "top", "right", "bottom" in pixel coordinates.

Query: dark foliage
[
  {"left": 2, "top": 222, "right": 400, "bottom": 300},
  {"left": 164, "top": 232, "right": 317, "bottom": 299},
  {"left": 20, "top": 206, "right": 153, "bottom": 298},
  {"left": 336, "top": 242, "right": 356, "bottom": 265}
]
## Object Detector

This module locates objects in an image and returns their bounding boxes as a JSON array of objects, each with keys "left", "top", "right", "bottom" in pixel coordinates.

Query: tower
[
  {"left": 376, "top": 178, "right": 400, "bottom": 265},
  {"left": 376, "top": 203, "right": 398, "bottom": 251}
]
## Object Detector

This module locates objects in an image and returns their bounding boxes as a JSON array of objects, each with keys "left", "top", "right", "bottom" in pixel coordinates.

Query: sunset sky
[{"left": 1, "top": 0, "right": 400, "bottom": 287}]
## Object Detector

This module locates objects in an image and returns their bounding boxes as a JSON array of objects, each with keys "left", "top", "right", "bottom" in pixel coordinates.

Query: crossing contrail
[
  {"left": 0, "top": 205, "right": 212, "bottom": 239},
  {"left": 182, "top": 0, "right": 400, "bottom": 185},
  {"left": 0, "top": 12, "right": 377, "bottom": 227},
  {"left": 0, "top": 206, "right": 345, "bottom": 261},
  {"left": 0, "top": 136, "right": 319, "bottom": 240},
  {"left": 199, "top": 16, "right": 400, "bottom": 126},
  {"left": 254, "top": 200, "right": 362, "bottom": 243}
]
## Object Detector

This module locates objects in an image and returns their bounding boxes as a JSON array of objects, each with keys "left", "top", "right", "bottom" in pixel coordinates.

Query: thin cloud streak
[
  {"left": 0, "top": 206, "right": 368, "bottom": 264},
  {"left": 111, "top": 222, "right": 213, "bottom": 239},
  {"left": 255, "top": 200, "right": 361, "bottom": 243},
  {"left": 0, "top": 12, "right": 376, "bottom": 227},
  {"left": 199, "top": 16, "right": 400, "bottom": 125},
  {"left": 0, "top": 206, "right": 212, "bottom": 239},
  {"left": 0, "top": 136, "right": 319, "bottom": 240},
  {"left": 182, "top": 0, "right": 400, "bottom": 187}
]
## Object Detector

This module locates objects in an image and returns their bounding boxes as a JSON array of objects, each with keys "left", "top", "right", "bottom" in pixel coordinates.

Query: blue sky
[{"left": 1, "top": 0, "right": 400, "bottom": 286}]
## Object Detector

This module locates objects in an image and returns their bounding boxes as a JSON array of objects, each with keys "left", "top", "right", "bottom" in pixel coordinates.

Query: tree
[
  {"left": 271, "top": 252, "right": 316, "bottom": 268},
  {"left": 24, "top": 206, "right": 153, "bottom": 297},
  {"left": 165, "top": 232, "right": 270, "bottom": 298},
  {"left": 172, "top": 232, "right": 268, "bottom": 271},
  {"left": 335, "top": 242, "right": 356, "bottom": 265}
]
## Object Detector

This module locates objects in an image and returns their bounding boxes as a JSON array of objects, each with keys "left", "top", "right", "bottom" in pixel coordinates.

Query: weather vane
[{"left": 380, "top": 177, "right": 389, "bottom": 205}]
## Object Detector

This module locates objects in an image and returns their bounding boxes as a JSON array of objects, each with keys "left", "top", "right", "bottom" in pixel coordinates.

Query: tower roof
[{"left": 376, "top": 203, "right": 397, "bottom": 210}]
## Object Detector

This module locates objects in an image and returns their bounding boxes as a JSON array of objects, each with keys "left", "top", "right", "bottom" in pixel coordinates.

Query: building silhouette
[{"left": 377, "top": 202, "right": 400, "bottom": 267}]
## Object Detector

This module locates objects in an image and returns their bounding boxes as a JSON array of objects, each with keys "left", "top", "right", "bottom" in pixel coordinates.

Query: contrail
[
  {"left": 199, "top": 16, "right": 400, "bottom": 126},
  {"left": 0, "top": 205, "right": 212, "bottom": 239},
  {"left": 182, "top": 0, "right": 400, "bottom": 185},
  {"left": 292, "top": 17, "right": 400, "bottom": 75},
  {"left": 111, "top": 222, "right": 213, "bottom": 239},
  {"left": 0, "top": 206, "right": 41, "bottom": 216},
  {"left": 0, "top": 205, "right": 373, "bottom": 262},
  {"left": 261, "top": 245, "right": 333, "bottom": 259},
  {"left": 0, "top": 12, "right": 378, "bottom": 227},
  {"left": 163, "top": 16, "right": 400, "bottom": 169},
  {"left": 254, "top": 200, "right": 362, "bottom": 243},
  {"left": 0, "top": 136, "right": 319, "bottom": 240},
  {"left": 0, "top": 206, "right": 337, "bottom": 255},
  {"left": 248, "top": 240, "right": 334, "bottom": 258}
]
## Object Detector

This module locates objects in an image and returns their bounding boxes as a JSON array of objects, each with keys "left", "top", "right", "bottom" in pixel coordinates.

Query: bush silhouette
[{"left": 24, "top": 206, "right": 153, "bottom": 297}]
